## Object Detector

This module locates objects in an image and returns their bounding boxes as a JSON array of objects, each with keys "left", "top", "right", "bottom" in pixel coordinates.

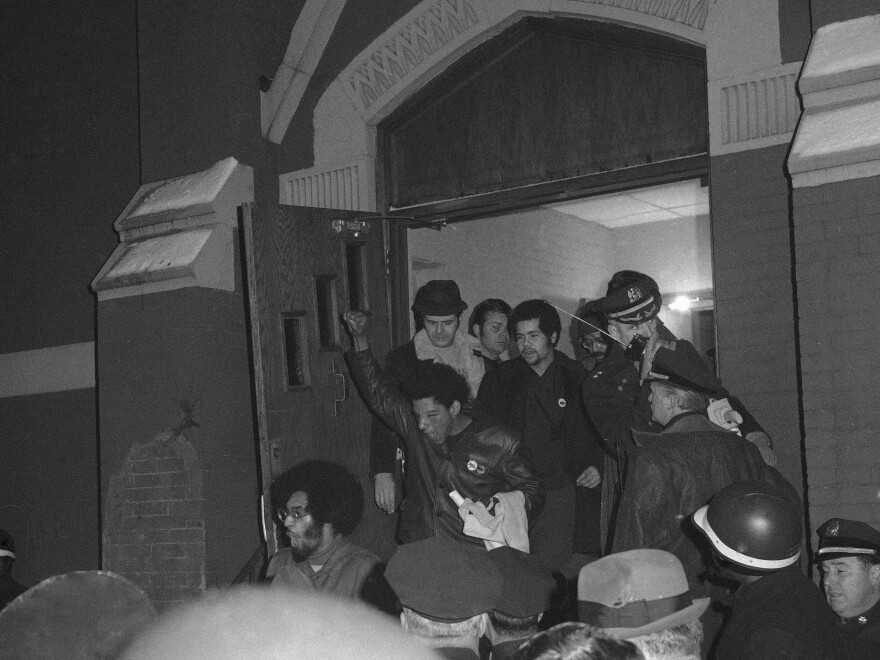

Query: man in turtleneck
[{"left": 266, "top": 460, "right": 393, "bottom": 612}]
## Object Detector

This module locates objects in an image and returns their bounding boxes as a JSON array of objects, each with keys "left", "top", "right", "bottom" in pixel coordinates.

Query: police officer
[
  {"left": 693, "top": 481, "right": 843, "bottom": 660},
  {"left": 817, "top": 518, "right": 880, "bottom": 659}
]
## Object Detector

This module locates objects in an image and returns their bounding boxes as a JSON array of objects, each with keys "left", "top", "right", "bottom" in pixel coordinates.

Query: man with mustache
[
  {"left": 479, "top": 299, "right": 603, "bottom": 572},
  {"left": 266, "top": 460, "right": 392, "bottom": 610}
]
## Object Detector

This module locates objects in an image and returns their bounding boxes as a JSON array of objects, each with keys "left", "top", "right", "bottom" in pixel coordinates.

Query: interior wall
[
  {"left": 612, "top": 214, "right": 713, "bottom": 297},
  {"left": 408, "top": 208, "right": 613, "bottom": 357},
  {"left": 407, "top": 208, "right": 713, "bottom": 358}
]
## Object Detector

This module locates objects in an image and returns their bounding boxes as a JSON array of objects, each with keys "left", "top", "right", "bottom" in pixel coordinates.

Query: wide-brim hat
[
  {"left": 596, "top": 276, "right": 661, "bottom": 325},
  {"left": 577, "top": 549, "right": 709, "bottom": 639},
  {"left": 412, "top": 280, "right": 468, "bottom": 317}
]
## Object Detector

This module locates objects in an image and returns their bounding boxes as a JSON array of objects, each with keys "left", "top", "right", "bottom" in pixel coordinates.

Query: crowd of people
[
  {"left": 258, "top": 272, "right": 880, "bottom": 659},
  {"left": 3, "top": 272, "right": 880, "bottom": 660}
]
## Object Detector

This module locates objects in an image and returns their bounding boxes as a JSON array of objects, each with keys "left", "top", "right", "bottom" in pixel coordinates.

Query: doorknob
[{"left": 332, "top": 358, "right": 348, "bottom": 417}]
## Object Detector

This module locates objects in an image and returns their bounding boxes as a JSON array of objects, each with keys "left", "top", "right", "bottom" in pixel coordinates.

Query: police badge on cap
[
  {"left": 816, "top": 518, "right": 880, "bottom": 559},
  {"left": 598, "top": 277, "right": 661, "bottom": 325}
]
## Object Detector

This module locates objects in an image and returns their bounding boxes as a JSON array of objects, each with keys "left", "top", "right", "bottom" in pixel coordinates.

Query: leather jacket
[{"left": 347, "top": 348, "right": 545, "bottom": 545}]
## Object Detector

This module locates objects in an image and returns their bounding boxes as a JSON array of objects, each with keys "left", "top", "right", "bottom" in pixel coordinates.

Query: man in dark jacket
[
  {"left": 584, "top": 271, "right": 778, "bottom": 553},
  {"left": 368, "top": 280, "right": 486, "bottom": 519},
  {"left": 611, "top": 345, "right": 789, "bottom": 654},
  {"left": 468, "top": 298, "right": 512, "bottom": 371},
  {"left": 344, "top": 310, "right": 544, "bottom": 546},
  {"left": 817, "top": 517, "right": 880, "bottom": 659},
  {"left": 581, "top": 273, "right": 663, "bottom": 553},
  {"left": 479, "top": 299, "right": 604, "bottom": 571},
  {"left": 693, "top": 481, "right": 844, "bottom": 660}
]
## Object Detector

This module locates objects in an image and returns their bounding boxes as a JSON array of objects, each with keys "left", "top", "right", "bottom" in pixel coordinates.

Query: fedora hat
[
  {"left": 411, "top": 280, "right": 468, "bottom": 317},
  {"left": 577, "top": 549, "right": 709, "bottom": 639}
]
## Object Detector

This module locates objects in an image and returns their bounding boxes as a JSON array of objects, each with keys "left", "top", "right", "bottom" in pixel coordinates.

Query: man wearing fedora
[
  {"left": 817, "top": 517, "right": 880, "bottom": 658},
  {"left": 368, "top": 280, "right": 486, "bottom": 518},
  {"left": 578, "top": 549, "right": 708, "bottom": 659}
]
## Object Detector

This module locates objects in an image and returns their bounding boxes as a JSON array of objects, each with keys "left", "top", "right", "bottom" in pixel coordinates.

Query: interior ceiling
[{"left": 541, "top": 178, "right": 709, "bottom": 228}]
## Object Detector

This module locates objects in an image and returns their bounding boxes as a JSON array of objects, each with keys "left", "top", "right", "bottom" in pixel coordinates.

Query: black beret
[
  {"left": 817, "top": 518, "right": 880, "bottom": 559},
  {"left": 487, "top": 547, "right": 555, "bottom": 618},
  {"left": 385, "top": 535, "right": 502, "bottom": 622}
]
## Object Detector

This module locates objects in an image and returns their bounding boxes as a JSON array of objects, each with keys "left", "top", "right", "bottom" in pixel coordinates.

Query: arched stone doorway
[{"left": 279, "top": 0, "right": 793, "bottom": 215}]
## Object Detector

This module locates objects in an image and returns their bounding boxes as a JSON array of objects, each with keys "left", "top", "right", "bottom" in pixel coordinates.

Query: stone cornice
[
  {"left": 709, "top": 63, "right": 803, "bottom": 156},
  {"left": 789, "top": 14, "right": 880, "bottom": 188}
]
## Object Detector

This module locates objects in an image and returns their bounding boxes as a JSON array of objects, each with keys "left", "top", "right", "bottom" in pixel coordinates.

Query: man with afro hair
[{"left": 267, "top": 460, "right": 393, "bottom": 611}]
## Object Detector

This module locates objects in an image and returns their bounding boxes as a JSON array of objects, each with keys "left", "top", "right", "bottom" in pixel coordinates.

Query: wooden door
[{"left": 242, "top": 203, "right": 395, "bottom": 559}]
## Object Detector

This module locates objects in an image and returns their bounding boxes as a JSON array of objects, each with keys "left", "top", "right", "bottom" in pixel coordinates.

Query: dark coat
[
  {"left": 611, "top": 412, "right": 778, "bottom": 596},
  {"left": 582, "top": 343, "right": 657, "bottom": 552},
  {"left": 478, "top": 351, "right": 603, "bottom": 485},
  {"left": 836, "top": 596, "right": 880, "bottom": 659},
  {"left": 368, "top": 340, "right": 426, "bottom": 476},
  {"left": 347, "top": 348, "right": 545, "bottom": 545},
  {"left": 716, "top": 564, "right": 844, "bottom": 660}
]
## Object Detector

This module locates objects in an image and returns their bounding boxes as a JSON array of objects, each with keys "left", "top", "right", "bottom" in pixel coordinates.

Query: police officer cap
[
  {"left": 647, "top": 341, "right": 723, "bottom": 396},
  {"left": 0, "top": 528, "right": 15, "bottom": 559},
  {"left": 597, "top": 274, "right": 661, "bottom": 325},
  {"left": 385, "top": 535, "right": 502, "bottom": 622},
  {"left": 817, "top": 518, "right": 880, "bottom": 560},
  {"left": 486, "top": 546, "right": 555, "bottom": 618}
]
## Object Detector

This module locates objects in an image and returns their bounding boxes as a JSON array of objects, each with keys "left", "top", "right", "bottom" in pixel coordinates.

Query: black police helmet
[{"left": 693, "top": 480, "right": 801, "bottom": 571}]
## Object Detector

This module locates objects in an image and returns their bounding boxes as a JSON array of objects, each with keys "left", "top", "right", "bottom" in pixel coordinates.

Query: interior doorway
[{"left": 406, "top": 178, "right": 716, "bottom": 368}]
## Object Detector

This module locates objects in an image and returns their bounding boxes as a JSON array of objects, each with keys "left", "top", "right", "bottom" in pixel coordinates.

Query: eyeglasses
[{"left": 276, "top": 507, "right": 310, "bottom": 523}]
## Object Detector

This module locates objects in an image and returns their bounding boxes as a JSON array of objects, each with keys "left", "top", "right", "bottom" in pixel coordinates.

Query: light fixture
[{"left": 669, "top": 295, "right": 699, "bottom": 312}]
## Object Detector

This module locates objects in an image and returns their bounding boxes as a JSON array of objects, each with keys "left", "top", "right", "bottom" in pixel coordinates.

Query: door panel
[{"left": 242, "top": 203, "right": 396, "bottom": 559}]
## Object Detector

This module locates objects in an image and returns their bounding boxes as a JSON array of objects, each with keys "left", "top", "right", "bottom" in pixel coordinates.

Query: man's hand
[
  {"left": 639, "top": 321, "right": 674, "bottom": 384},
  {"left": 343, "top": 310, "right": 370, "bottom": 352},
  {"left": 576, "top": 466, "right": 602, "bottom": 488},
  {"left": 373, "top": 472, "right": 396, "bottom": 514}
]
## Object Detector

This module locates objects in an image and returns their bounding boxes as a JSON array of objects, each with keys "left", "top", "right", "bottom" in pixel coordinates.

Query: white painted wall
[
  {"left": 408, "top": 210, "right": 713, "bottom": 357},
  {"left": 612, "top": 214, "right": 713, "bottom": 295}
]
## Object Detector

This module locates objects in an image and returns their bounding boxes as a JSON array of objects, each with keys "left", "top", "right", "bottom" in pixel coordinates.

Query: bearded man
[{"left": 266, "top": 460, "right": 392, "bottom": 610}]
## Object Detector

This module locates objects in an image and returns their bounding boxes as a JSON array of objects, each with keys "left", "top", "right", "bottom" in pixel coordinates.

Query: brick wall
[
  {"left": 793, "top": 174, "right": 880, "bottom": 541},
  {"left": 97, "top": 239, "right": 259, "bottom": 610},
  {"left": 710, "top": 145, "right": 803, "bottom": 492}
]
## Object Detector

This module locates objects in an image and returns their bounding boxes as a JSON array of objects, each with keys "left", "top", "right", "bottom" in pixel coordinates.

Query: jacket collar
[
  {"left": 839, "top": 593, "right": 880, "bottom": 628},
  {"left": 631, "top": 410, "right": 730, "bottom": 447}
]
